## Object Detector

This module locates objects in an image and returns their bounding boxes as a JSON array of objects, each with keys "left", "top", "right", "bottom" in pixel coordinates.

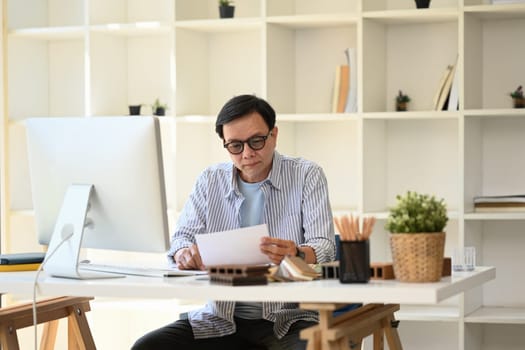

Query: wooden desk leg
[
  {"left": 0, "top": 322, "right": 21, "bottom": 350},
  {"left": 383, "top": 316, "right": 402, "bottom": 350},
  {"left": 41, "top": 320, "right": 59, "bottom": 350},
  {"left": 67, "top": 302, "right": 96, "bottom": 350},
  {"left": 300, "top": 303, "right": 402, "bottom": 350},
  {"left": 0, "top": 296, "right": 95, "bottom": 350},
  {"left": 373, "top": 327, "right": 384, "bottom": 350}
]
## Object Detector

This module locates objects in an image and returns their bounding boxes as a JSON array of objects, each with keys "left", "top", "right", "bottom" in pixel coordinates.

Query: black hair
[{"left": 215, "top": 94, "right": 276, "bottom": 139}]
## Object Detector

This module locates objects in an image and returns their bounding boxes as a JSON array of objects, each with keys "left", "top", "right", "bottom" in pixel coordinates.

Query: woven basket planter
[{"left": 390, "top": 232, "right": 445, "bottom": 282}]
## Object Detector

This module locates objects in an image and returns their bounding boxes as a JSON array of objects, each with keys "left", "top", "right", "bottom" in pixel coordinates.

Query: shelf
[
  {"left": 363, "top": 8, "right": 459, "bottom": 24},
  {"left": 362, "top": 111, "right": 460, "bottom": 120},
  {"left": 397, "top": 305, "right": 460, "bottom": 322},
  {"left": 89, "top": 22, "right": 173, "bottom": 37},
  {"left": 464, "top": 212, "right": 525, "bottom": 220},
  {"left": 266, "top": 14, "right": 358, "bottom": 28},
  {"left": 175, "top": 18, "right": 263, "bottom": 32},
  {"left": 466, "top": 306, "right": 525, "bottom": 324},
  {"left": 8, "top": 26, "right": 86, "bottom": 40},
  {"left": 465, "top": 4, "right": 525, "bottom": 19},
  {"left": 464, "top": 108, "right": 525, "bottom": 118}
]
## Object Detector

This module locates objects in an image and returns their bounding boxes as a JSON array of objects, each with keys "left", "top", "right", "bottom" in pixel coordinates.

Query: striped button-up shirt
[{"left": 167, "top": 151, "right": 336, "bottom": 339}]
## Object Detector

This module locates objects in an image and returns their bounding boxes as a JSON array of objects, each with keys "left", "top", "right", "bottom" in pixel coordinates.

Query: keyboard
[{"left": 78, "top": 262, "right": 207, "bottom": 278}]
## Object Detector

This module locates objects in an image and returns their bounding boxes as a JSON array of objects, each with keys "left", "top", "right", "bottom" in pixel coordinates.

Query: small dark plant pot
[
  {"left": 396, "top": 102, "right": 408, "bottom": 112},
  {"left": 154, "top": 107, "right": 166, "bottom": 116},
  {"left": 129, "top": 105, "right": 141, "bottom": 115},
  {"left": 512, "top": 97, "right": 525, "bottom": 109},
  {"left": 415, "top": 0, "right": 431, "bottom": 8},
  {"left": 219, "top": 5, "right": 235, "bottom": 18}
]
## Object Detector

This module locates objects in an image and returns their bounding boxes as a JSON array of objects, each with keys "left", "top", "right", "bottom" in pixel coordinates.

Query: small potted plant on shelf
[
  {"left": 128, "top": 104, "right": 142, "bottom": 116},
  {"left": 510, "top": 85, "right": 525, "bottom": 108},
  {"left": 415, "top": 0, "right": 431, "bottom": 8},
  {"left": 151, "top": 98, "right": 168, "bottom": 116},
  {"left": 395, "top": 90, "right": 411, "bottom": 111},
  {"left": 385, "top": 191, "right": 448, "bottom": 282},
  {"left": 219, "top": 0, "right": 235, "bottom": 19}
]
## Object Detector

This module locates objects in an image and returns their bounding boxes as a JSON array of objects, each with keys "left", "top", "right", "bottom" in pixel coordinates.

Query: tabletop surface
[{"left": 0, "top": 266, "right": 495, "bottom": 305}]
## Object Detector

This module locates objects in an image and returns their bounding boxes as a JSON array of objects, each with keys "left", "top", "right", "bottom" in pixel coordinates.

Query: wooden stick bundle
[{"left": 334, "top": 214, "right": 376, "bottom": 241}]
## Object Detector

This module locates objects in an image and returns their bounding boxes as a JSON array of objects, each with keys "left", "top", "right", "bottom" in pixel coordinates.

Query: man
[{"left": 132, "top": 94, "right": 335, "bottom": 350}]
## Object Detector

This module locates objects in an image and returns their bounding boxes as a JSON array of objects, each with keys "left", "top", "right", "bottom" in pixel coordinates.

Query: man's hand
[
  {"left": 174, "top": 244, "right": 205, "bottom": 270},
  {"left": 260, "top": 237, "right": 297, "bottom": 265}
]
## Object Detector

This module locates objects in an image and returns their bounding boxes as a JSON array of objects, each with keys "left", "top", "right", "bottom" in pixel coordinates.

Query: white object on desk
[
  {"left": 195, "top": 224, "right": 271, "bottom": 266},
  {"left": 78, "top": 262, "right": 207, "bottom": 278}
]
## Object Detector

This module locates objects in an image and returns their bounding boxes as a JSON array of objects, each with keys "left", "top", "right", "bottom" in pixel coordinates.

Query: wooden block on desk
[
  {"left": 209, "top": 274, "right": 268, "bottom": 286},
  {"left": 442, "top": 257, "right": 451, "bottom": 277},
  {"left": 370, "top": 263, "right": 395, "bottom": 280},
  {"left": 207, "top": 264, "right": 270, "bottom": 277},
  {"left": 319, "top": 261, "right": 339, "bottom": 279}
]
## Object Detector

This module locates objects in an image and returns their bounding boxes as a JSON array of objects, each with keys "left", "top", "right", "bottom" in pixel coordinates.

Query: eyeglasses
[{"left": 223, "top": 131, "right": 272, "bottom": 155}]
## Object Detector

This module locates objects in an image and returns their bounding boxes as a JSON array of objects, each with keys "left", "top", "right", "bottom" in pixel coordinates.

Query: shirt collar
[{"left": 226, "top": 151, "right": 283, "bottom": 198}]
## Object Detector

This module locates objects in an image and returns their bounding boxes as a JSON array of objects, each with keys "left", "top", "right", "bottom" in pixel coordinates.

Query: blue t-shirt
[{"left": 235, "top": 175, "right": 265, "bottom": 319}]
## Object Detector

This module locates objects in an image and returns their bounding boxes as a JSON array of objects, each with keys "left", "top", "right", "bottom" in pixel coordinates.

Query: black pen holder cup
[{"left": 339, "top": 240, "right": 371, "bottom": 283}]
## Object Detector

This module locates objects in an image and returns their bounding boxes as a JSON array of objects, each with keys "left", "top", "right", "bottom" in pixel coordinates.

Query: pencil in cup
[{"left": 333, "top": 214, "right": 376, "bottom": 241}]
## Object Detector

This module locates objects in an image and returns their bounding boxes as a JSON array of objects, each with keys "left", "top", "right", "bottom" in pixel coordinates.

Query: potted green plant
[
  {"left": 395, "top": 90, "right": 411, "bottom": 111},
  {"left": 151, "top": 98, "right": 168, "bottom": 116},
  {"left": 510, "top": 85, "right": 524, "bottom": 108},
  {"left": 385, "top": 191, "right": 448, "bottom": 282},
  {"left": 219, "top": 0, "right": 235, "bottom": 18}
]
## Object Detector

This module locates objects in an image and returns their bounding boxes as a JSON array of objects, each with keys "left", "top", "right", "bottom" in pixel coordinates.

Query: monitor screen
[{"left": 26, "top": 116, "right": 170, "bottom": 278}]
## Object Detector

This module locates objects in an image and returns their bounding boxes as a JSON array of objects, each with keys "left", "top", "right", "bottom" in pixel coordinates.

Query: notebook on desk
[{"left": 78, "top": 261, "right": 207, "bottom": 278}]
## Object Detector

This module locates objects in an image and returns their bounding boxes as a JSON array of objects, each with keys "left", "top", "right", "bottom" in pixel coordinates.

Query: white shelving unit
[{"left": 2, "top": 0, "right": 525, "bottom": 349}]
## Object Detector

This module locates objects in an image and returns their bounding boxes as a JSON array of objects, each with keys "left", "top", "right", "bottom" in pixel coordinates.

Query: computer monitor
[{"left": 26, "top": 116, "right": 170, "bottom": 279}]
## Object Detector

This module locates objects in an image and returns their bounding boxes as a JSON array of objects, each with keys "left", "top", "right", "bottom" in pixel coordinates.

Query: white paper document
[{"left": 196, "top": 224, "right": 271, "bottom": 266}]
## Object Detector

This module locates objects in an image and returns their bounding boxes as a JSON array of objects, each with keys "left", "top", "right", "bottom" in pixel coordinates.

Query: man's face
[{"left": 222, "top": 112, "right": 277, "bottom": 183}]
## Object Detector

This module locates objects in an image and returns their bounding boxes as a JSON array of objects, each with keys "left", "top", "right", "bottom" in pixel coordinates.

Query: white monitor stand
[{"left": 43, "top": 184, "right": 122, "bottom": 279}]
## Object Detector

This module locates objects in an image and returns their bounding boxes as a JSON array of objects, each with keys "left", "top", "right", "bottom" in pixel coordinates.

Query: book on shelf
[
  {"left": 433, "top": 65, "right": 453, "bottom": 110},
  {"left": 475, "top": 202, "right": 525, "bottom": 208},
  {"left": 436, "top": 62, "right": 456, "bottom": 111},
  {"left": 447, "top": 59, "right": 460, "bottom": 111},
  {"left": 344, "top": 48, "right": 357, "bottom": 113},
  {"left": 473, "top": 194, "right": 525, "bottom": 204},
  {"left": 491, "top": 0, "right": 525, "bottom": 4},
  {"left": 331, "top": 64, "right": 350, "bottom": 113},
  {"left": 331, "top": 65, "right": 342, "bottom": 113},
  {"left": 474, "top": 206, "right": 525, "bottom": 213}
]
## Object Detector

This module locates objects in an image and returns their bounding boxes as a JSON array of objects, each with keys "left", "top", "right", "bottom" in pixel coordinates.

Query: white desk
[
  {"left": 0, "top": 267, "right": 495, "bottom": 350},
  {"left": 0, "top": 266, "right": 495, "bottom": 304}
]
